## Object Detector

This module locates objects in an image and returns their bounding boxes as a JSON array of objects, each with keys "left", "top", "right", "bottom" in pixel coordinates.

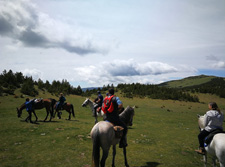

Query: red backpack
[{"left": 102, "top": 95, "right": 115, "bottom": 114}]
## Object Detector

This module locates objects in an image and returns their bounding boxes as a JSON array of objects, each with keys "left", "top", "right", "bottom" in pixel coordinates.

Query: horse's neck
[
  {"left": 88, "top": 100, "right": 95, "bottom": 110},
  {"left": 199, "top": 116, "right": 205, "bottom": 130},
  {"left": 119, "top": 107, "right": 133, "bottom": 125},
  {"left": 20, "top": 103, "right": 26, "bottom": 111}
]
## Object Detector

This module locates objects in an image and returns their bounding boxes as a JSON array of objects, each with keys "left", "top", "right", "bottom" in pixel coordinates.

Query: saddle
[
  {"left": 105, "top": 120, "right": 124, "bottom": 138},
  {"left": 114, "top": 126, "right": 124, "bottom": 138},
  {"left": 34, "top": 98, "right": 43, "bottom": 103},
  {"left": 204, "top": 129, "right": 224, "bottom": 147}
]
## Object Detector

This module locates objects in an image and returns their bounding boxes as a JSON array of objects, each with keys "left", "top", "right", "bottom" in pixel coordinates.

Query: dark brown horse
[
  {"left": 54, "top": 102, "right": 75, "bottom": 120},
  {"left": 17, "top": 98, "right": 56, "bottom": 123}
]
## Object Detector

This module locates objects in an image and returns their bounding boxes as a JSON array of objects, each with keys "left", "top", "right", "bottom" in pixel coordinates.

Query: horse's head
[
  {"left": 17, "top": 103, "right": 26, "bottom": 118},
  {"left": 197, "top": 114, "right": 205, "bottom": 131},
  {"left": 82, "top": 98, "right": 90, "bottom": 107},
  {"left": 17, "top": 107, "right": 22, "bottom": 118},
  {"left": 119, "top": 106, "right": 135, "bottom": 126}
]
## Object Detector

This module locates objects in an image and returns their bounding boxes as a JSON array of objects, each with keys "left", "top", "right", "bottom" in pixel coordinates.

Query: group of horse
[
  {"left": 16, "top": 98, "right": 75, "bottom": 123},
  {"left": 16, "top": 97, "right": 225, "bottom": 167}
]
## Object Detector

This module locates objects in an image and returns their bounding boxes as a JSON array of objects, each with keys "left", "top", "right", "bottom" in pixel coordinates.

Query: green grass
[
  {"left": 159, "top": 75, "right": 217, "bottom": 88},
  {"left": 0, "top": 91, "right": 225, "bottom": 167}
]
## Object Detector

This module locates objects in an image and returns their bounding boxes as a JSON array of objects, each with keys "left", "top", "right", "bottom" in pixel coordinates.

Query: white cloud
[
  {"left": 73, "top": 59, "right": 196, "bottom": 86},
  {"left": 212, "top": 61, "right": 225, "bottom": 69},
  {"left": 22, "top": 69, "right": 43, "bottom": 81},
  {"left": 0, "top": 0, "right": 106, "bottom": 55},
  {"left": 205, "top": 55, "right": 225, "bottom": 69}
]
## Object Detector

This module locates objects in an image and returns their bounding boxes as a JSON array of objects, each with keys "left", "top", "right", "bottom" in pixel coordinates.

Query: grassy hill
[
  {"left": 158, "top": 75, "right": 219, "bottom": 88},
  {"left": 1, "top": 89, "right": 225, "bottom": 167}
]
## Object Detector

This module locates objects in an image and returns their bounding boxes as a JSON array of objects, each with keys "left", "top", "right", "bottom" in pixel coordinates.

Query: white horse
[
  {"left": 91, "top": 106, "right": 135, "bottom": 167},
  {"left": 82, "top": 98, "right": 105, "bottom": 124},
  {"left": 198, "top": 115, "right": 225, "bottom": 167}
]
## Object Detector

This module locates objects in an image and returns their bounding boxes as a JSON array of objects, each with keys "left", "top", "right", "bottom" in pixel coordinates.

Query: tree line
[
  {"left": 182, "top": 77, "right": 225, "bottom": 98},
  {"left": 117, "top": 83, "right": 200, "bottom": 102},
  {"left": 0, "top": 70, "right": 83, "bottom": 96},
  {"left": 1, "top": 70, "right": 224, "bottom": 102}
]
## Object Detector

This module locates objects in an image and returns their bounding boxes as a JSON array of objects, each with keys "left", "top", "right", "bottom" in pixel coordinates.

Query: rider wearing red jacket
[{"left": 102, "top": 88, "right": 128, "bottom": 148}]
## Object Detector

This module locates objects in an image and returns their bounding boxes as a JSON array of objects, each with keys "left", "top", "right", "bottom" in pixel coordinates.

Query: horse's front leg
[
  {"left": 203, "top": 154, "right": 207, "bottom": 167},
  {"left": 57, "top": 110, "right": 62, "bottom": 119},
  {"left": 33, "top": 111, "right": 38, "bottom": 122},
  {"left": 49, "top": 109, "right": 53, "bottom": 121},
  {"left": 112, "top": 145, "right": 116, "bottom": 167},
  {"left": 25, "top": 115, "right": 30, "bottom": 122},
  {"left": 44, "top": 109, "right": 49, "bottom": 122},
  {"left": 123, "top": 147, "right": 129, "bottom": 167},
  {"left": 67, "top": 111, "right": 71, "bottom": 120}
]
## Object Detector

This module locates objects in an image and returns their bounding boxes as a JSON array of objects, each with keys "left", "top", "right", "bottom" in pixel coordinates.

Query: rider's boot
[
  {"left": 119, "top": 136, "right": 128, "bottom": 148},
  {"left": 195, "top": 147, "right": 206, "bottom": 155}
]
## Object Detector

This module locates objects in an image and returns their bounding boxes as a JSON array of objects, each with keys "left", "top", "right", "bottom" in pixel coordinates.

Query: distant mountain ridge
[
  {"left": 158, "top": 75, "right": 224, "bottom": 88},
  {"left": 82, "top": 87, "right": 102, "bottom": 92}
]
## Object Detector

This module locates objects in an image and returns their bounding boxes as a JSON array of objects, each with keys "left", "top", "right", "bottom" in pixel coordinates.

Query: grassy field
[
  {"left": 159, "top": 75, "right": 217, "bottom": 88},
  {"left": 0, "top": 90, "right": 225, "bottom": 167}
]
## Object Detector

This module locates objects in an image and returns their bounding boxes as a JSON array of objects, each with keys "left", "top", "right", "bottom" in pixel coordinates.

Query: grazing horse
[
  {"left": 198, "top": 115, "right": 225, "bottom": 167},
  {"left": 91, "top": 106, "right": 135, "bottom": 167},
  {"left": 17, "top": 98, "right": 55, "bottom": 122},
  {"left": 82, "top": 98, "right": 105, "bottom": 124},
  {"left": 54, "top": 102, "right": 75, "bottom": 120}
]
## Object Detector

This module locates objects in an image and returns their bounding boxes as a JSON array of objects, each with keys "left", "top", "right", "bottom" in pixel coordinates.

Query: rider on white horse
[
  {"left": 93, "top": 91, "right": 103, "bottom": 117},
  {"left": 195, "top": 102, "right": 224, "bottom": 155}
]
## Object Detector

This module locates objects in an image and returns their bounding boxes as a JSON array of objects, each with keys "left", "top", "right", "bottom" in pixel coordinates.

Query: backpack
[{"left": 102, "top": 95, "right": 115, "bottom": 114}]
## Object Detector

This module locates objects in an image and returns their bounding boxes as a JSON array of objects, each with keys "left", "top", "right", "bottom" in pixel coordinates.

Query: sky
[{"left": 0, "top": 0, "right": 225, "bottom": 88}]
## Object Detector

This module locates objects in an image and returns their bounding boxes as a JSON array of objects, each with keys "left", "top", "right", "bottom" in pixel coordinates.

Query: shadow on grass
[
  {"left": 38, "top": 120, "right": 60, "bottom": 123},
  {"left": 65, "top": 119, "right": 80, "bottom": 122},
  {"left": 20, "top": 120, "right": 40, "bottom": 124},
  {"left": 140, "top": 162, "right": 161, "bottom": 167}
]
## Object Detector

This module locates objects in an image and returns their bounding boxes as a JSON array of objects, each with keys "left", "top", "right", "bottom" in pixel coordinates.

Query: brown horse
[
  {"left": 54, "top": 102, "right": 75, "bottom": 120},
  {"left": 17, "top": 98, "right": 56, "bottom": 123}
]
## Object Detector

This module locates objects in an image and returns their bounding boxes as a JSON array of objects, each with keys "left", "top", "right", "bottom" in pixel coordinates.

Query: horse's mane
[{"left": 119, "top": 106, "right": 134, "bottom": 124}]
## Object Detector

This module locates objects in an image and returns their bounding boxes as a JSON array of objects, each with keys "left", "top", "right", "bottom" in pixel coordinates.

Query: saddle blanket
[{"left": 204, "top": 129, "right": 225, "bottom": 147}]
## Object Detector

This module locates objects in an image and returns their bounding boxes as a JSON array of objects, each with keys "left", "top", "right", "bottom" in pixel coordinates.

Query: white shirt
[{"left": 204, "top": 110, "right": 224, "bottom": 132}]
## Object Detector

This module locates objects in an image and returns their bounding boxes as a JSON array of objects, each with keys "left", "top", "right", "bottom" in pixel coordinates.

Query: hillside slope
[{"left": 158, "top": 75, "right": 220, "bottom": 88}]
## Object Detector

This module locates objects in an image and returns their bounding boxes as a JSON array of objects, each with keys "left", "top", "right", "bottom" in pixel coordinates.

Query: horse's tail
[
  {"left": 71, "top": 104, "right": 75, "bottom": 118},
  {"left": 92, "top": 126, "right": 100, "bottom": 167}
]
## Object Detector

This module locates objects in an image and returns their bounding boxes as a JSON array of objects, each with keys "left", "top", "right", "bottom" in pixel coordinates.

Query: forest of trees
[
  {"left": 0, "top": 70, "right": 83, "bottom": 96},
  {"left": 183, "top": 77, "right": 225, "bottom": 98},
  {"left": 117, "top": 83, "right": 200, "bottom": 102}
]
